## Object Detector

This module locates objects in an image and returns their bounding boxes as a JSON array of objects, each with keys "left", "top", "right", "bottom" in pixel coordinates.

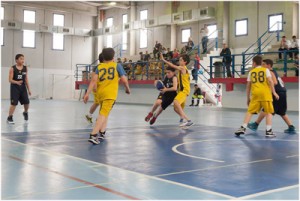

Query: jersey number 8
[
  {"left": 251, "top": 71, "right": 265, "bottom": 83},
  {"left": 98, "top": 67, "right": 115, "bottom": 81}
]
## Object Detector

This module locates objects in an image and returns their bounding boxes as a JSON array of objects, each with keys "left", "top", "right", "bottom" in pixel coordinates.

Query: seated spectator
[
  {"left": 172, "top": 48, "right": 179, "bottom": 59},
  {"left": 295, "top": 55, "right": 299, "bottom": 77},
  {"left": 144, "top": 51, "right": 151, "bottom": 61},
  {"left": 123, "top": 58, "right": 128, "bottom": 63},
  {"left": 189, "top": 84, "right": 203, "bottom": 106},
  {"left": 290, "top": 35, "right": 299, "bottom": 59},
  {"left": 186, "top": 37, "right": 194, "bottom": 52},
  {"left": 278, "top": 36, "right": 292, "bottom": 60},
  {"left": 162, "top": 47, "right": 168, "bottom": 58},
  {"left": 180, "top": 46, "right": 187, "bottom": 54}
]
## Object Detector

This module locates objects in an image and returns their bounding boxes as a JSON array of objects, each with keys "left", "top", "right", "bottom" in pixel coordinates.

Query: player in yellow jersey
[
  {"left": 160, "top": 53, "right": 193, "bottom": 127},
  {"left": 85, "top": 53, "right": 104, "bottom": 124},
  {"left": 84, "top": 48, "right": 130, "bottom": 144},
  {"left": 235, "top": 55, "right": 279, "bottom": 137}
]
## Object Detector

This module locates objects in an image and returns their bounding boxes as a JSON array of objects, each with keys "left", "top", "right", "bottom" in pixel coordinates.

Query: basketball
[{"left": 154, "top": 80, "right": 165, "bottom": 90}]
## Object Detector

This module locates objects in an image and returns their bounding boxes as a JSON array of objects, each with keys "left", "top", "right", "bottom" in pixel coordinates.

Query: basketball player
[
  {"left": 235, "top": 56, "right": 279, "bottom": 137},
  {"left": 247, "top": 59, "right": 296, "bottom": 133},
  {"left": 7, "top": 54, "right": 31, "bottom": 124},
  {"left": 83, "top": 48, "right": 130, "bottom": 144},
  {"left": 145, "top": 67, "right": 178, "bottom": 125},
  {"left": 160, "top": 53, "right": 193, "bottom": 127},
  {"left": 85, "top": 53, "right": 104, "bottom": 123}
]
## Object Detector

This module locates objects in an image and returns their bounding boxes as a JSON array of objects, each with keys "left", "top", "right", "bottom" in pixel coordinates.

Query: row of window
[{"left": 1, "top": 6, "right": 283, "bottom": 50}]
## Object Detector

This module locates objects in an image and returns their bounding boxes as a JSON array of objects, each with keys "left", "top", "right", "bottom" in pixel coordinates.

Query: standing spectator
[
  {"left": 139, "top": 52, "right": 144, "bottom": 61},
  {"left": 290, "top": 35, "right": 299, "bottom": 59},
  {"left": 186, "top": 37, "right": 194, "bottom": 52},
  {"left": 295, "top": 55, "right": 299, "bottom": 76},
  {"left": 192, "top": 53, "right": 200, "bottom": 82},
  {"left": 144, "top": 51, "right": 151, "bottom": 61},
  {"left": 278, "top": 36, "right": 292, "bottom": 60},
  {"left": 200, "top": 24, "right": 209, "bottom": 54},
  {"left": 153, "top": 41, "right": 162, "bottom": 59},
  {"left": 220, "top": 43, "right": 232, "bottom": 78}
]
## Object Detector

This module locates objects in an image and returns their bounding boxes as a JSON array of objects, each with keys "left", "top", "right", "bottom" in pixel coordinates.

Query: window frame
[
  {"left": 140, "top": 9, "right": 148, "bottom": 20},
  {"left": 181, "top": 28, "right": 191, "bottom": 43},
  {"left": 122, "top": 31, "right": 127, "bottom": 50},
  {"left": 268, "top": 13, "right": 283, "bottom": 33},
  {"left": 207, "top": 24, "right": 217, "bottom": 39},
  {"left": 139, "top": 29, "right": 147, "bottom": 49},
  {"left": 235, "top": 18, "right": 248, "bottom": 37},
  {"left": 22, "top": 30, "right": 36, "bottom": 48},
  {"left": 1, "top": 6, "right": 4, "bottom": 20},
  {"left": 106, "top": 35, "right": 113, "bottom": 48},
  {"left": 23, "top": 9, "right": 36, "bottom": 24},
  {"left": 52, "top": 13, "right": 65, "bottom": 50},
  {"left": 122, "top": 14, "right": 128, "bottom": 24},
  {"left": 53, "top": 13, "right": 65, "bottom": 26},
  {"left": 1, "top": 28, "right": 4, "bottom": 46},
  {"left": 106, "top": 17, "right": 113, "bottom": 27}
]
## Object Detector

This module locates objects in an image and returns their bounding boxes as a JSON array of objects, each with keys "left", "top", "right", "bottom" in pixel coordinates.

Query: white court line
[
  {"left": 3, "top": 138, "right": 236, "bottom": 199},
  {"left": 286, "top": 155, "right": 299, "bottom": 158},
  {"left": 155, "top": 158, "right": 273, "bottom": 177},
  {"left": 237, "top": 184, "right": 299, "bottom": 200}
]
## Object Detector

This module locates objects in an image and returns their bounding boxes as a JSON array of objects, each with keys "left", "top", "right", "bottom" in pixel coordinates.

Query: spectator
[
  {"left": 220, "top": 43, "right": 232, "bottom": 78},
  {"left": 144, "top": 51, "right": 151, "bottom": 61},
  {"left": 162, "top": 47, "right": 168, "bottom": 58},
  {"left": 189, "top": 84, "right": 203, "bottom": 106},
  {"left": 153, "top": 41, "right": 162, "bottom": 59},
  {"left": 123, "top": 58, "right": 127, "bottom": 63},
  {"left": 166, "top": 48, "right": 173, "bottom": 60},
  {"left": 172, "top": 48, "right": 179, "bottom": 59},
  {"left": 290, "top": 35, "right": 299, "bottom": 59},
  {"left": 295, "top": 55, "right": 299, "bottom": 76},
  {"left": 186, "top": 37, "right": 194, "bottom": 52},
  {"left": 200, "top": 24, "right": 209, "bottom": 54},
  {"left": 117, "top": 58, "right": 122, "bottom": 63},
  {"left": 215, "top": 84, "right": 222, "bottom": 106},
  {"left": 180, "top": 46, "right": 187, "bottom": 54},
  {"left": 192, "top": 53, "right": 200, "bottom": 82},
  {"left": 278, "top": 36, "right": 292, "bottom": 60},
  {"left": 139, "top": 52, "right": 144, "bottom": 61}
]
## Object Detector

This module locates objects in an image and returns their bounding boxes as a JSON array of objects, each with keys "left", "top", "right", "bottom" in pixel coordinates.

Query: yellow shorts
[
  {"left": 247, "top": 101, "right": 274, "bottom": 114},
  {"left": 174, "top": 92, "right": 188, "bottom": 109},
  {"left": 99, "top": 99, "right": 115, "bottom": 117},
  {"left": 93, "top": 92, "right": 100, "bottom": 104}
]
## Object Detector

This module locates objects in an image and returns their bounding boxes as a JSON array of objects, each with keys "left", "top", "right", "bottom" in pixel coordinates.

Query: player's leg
[
  {"left": 86, "top": 93, "right": 99, "bottom": 123},
  {"left": 20, "top": 89, "right": 30, "bottom": 122},
  {"left": 145, "top": 96, "right": 162, "bottom": 122},
  {"left": 173, "top": 93, "right": 193, "bottom": 127},
  {"left": 263, "top": 101, "right": 275, "bottom": 137},
  {"left": 248, "top": 111, "right": 266, "bottom": 131},
  {"left": 8, "top": 104, "right": 17, "bottom": 124}
]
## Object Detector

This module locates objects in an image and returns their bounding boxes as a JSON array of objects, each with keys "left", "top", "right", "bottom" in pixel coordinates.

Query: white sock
[
  {"left": 242, "top": 123, "right": 247, "bottom": 128},
  {"left": 266, "top": 125, "right": 272, "bottom": 130}
]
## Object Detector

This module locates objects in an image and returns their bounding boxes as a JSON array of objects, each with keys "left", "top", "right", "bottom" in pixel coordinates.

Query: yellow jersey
[
  {"left": 178, "top": 66, "right": 190, "bottom": 95},
  {"left": 247, "top": 66, "right": 272, "bottom": 101},
  {"left": 96, "top": 62, "right": 120, "bottom": 101}
]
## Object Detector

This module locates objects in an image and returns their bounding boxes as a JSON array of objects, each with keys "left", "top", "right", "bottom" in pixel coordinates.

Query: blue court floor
[{"left": 1, "top": 100, "right": 299, "bottom": 200}]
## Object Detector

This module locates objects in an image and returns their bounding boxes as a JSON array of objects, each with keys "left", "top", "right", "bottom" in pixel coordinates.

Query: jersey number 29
[{"left": 98, "top": 67, "right": 115, "bottom": 81}]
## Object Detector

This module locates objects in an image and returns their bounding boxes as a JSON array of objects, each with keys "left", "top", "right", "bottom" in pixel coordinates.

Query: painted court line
[
  {"left": 3, "top": 138, "right": 236, "bottom": 199},
  {"left": 7, "top": 154, "right": 140, "bottom": 200},
  {"left": 237, "top": 184, "right": 299, "bottom": 200},
  {"left": 286, "top": 155, "right": 299, "bottom": 158}
]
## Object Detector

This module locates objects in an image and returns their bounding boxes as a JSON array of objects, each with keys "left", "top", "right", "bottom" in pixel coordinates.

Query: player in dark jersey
[
  {"left": 189, "top": 84, "right": 203, "bottom": 106},
  {"left": 145, "top": 67, "right": 178, "bottom": 125},
  {"left": 85, "top": 53, "right": 104, "bottom": 123},
  {"left": 248, "top": 59, "right": 296, "bottom": 133},
  {"left": 7, "top": 54, "right": 31, "bottom": 124}
]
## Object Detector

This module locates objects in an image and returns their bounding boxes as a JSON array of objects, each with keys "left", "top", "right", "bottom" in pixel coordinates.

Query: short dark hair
[
  {"left": 292, "top": 35, "right": 296, "bottom": 39},
  {"left": 15, "top": 54, "right": 24, "bottom": 61},
  {"left": 166, "top": 66, "right": 175, "bottom": 72},
  {"left": 263, "top": 59, "right": 273, "bottom": 67},
  {"left": 181, "top": 54, "right": 190, "bottom": 65},
  {"left": 282, "top": 36, "right": 286, "bottom": 38},
  {"left": 102, "top": 48, "right": 115, "bottom": 61},
  {"left": 194, "top": 84, "right": 198, "bottom": 87},
  {"left": 98, "top": 53, "right": 104, "bottom": 63},
  {"left": 252, "top": 55, "right": 262, "bottom": 65}
]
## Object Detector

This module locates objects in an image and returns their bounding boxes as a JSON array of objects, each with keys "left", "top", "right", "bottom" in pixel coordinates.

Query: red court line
[{"left": 8, "top": 155, "right": 140, "bottom": 200}]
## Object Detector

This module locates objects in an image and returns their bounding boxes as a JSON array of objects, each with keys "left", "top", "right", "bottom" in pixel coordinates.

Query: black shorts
[
  {"left": 273, "top": 91, "right": 287, "bottom": 116},
  {"left": 157, "top": 93, "right": 163, "bottom": 100},
  {"left": 10, "top": 84, "right": 29, "bottom": 106},
  {"left": 161, "top": 93, "right": 177, "bottom": 110}
]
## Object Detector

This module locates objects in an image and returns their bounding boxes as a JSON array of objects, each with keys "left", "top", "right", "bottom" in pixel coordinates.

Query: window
[
  {"left": 122, "top": 32, "right": 127, "bottom": 50},
  {"left": 53, "top": 14, "right": 64, "bottom": 50},
  {"left": 24, "top": 10, "right": 35, "bottom": 23},
  {"left": 1, "top": 6, "right": 4, "bottom": 20},
  {"left": 268, "top": 13, "right": 283, "bottom": 32},
  {"left": 207, "top": 24, "right": 217, "bottom": 39},
  {"left": 140, "top": 10, "right": 148, "bottom": 20},
  {"left": 106, "top": 35, "right": 112, "bottom": 47},
  {"left": 122, "top": 14, "right": 128, "bottom": 24},
  {"left": 140, "top": 29, "right": 147, "bottom": 48},
  {"left": 181, "top": 28, "right": 191, "bottom": 43},
  {"left": 107, "top": 18, "right": 113, "bottom": 27},
  {"left": 235, "top": 19, "right": 248, "bottom": 36},
  {"left": 0, "top": 28, "right": 3, "bottom": 46},
  {"left": 23, "top": 30, "right": 35, "bottom": 48}
]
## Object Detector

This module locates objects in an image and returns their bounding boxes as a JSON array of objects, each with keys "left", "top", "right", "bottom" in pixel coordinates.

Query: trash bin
[{"left": 213, "top": 62, "right": 223, "bottom": 78}]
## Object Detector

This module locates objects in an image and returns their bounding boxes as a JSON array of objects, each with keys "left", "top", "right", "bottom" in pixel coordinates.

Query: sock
[
  {"left": 289, "top": 125, "right": 294, "bottom": 128},
  {"left": 266, "top": 125, "right": 272, "bottom": 131},
  {"left": 242, "top": 123, "right": 247, "bottom": 128},
  {"left": 90, "top": 133, "right": 97, "bottom": 137},
  {"left": 100, "top": 131, "right": 106, "bottom": 135}
]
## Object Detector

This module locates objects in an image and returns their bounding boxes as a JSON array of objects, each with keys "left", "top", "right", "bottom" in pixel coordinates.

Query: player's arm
[
  {"left": 117, "top": 63, "right": 130, "bottom": 94},
  {"left": 9, "top": 67, "right": 22, "bottom": 85},
  {"left": 266, "top": 69, "right": 279, "bottom": 100},
  {"left": 246, "top": 81, "right": 251, "bottom": 106},
  {"left": 83, "top": 73, "right": 98, "bottom": 103},
  {"left": 25, "top": 67, "right": 31, "bottom": 96},
  {"left": 270, "top": 71, "right": 278, "bottom": 85},
  {"left": 162, "top": 76, "right": 178, "bottom": 93},
  {"left": 160, "top": 53, "right": 184, "bottom": 72}
]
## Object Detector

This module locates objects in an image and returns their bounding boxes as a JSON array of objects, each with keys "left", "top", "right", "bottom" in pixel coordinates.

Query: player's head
[
  {"left": 15, "top": 54, "right": 24, "bottom": 65},
  {"left": 194, "top": 84, "right": 198, "bottom": 88},
  {"left": 102, "top": 48, "right": 115, "bottom": 61},
  {"left": 179, "top": 54, "right": 190, "bottom": 66},
  {"left": 252, "top": 55, "right": 262, "bottom": 67},
  {"left": 262, "top": 59, "right": 273, "bottom": 69},
  {"left": 166, "top": 66, "right": 176, "bottom": 78},
  {"left": 98, "top": 53, "right": 104, "bottom": 63}
]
